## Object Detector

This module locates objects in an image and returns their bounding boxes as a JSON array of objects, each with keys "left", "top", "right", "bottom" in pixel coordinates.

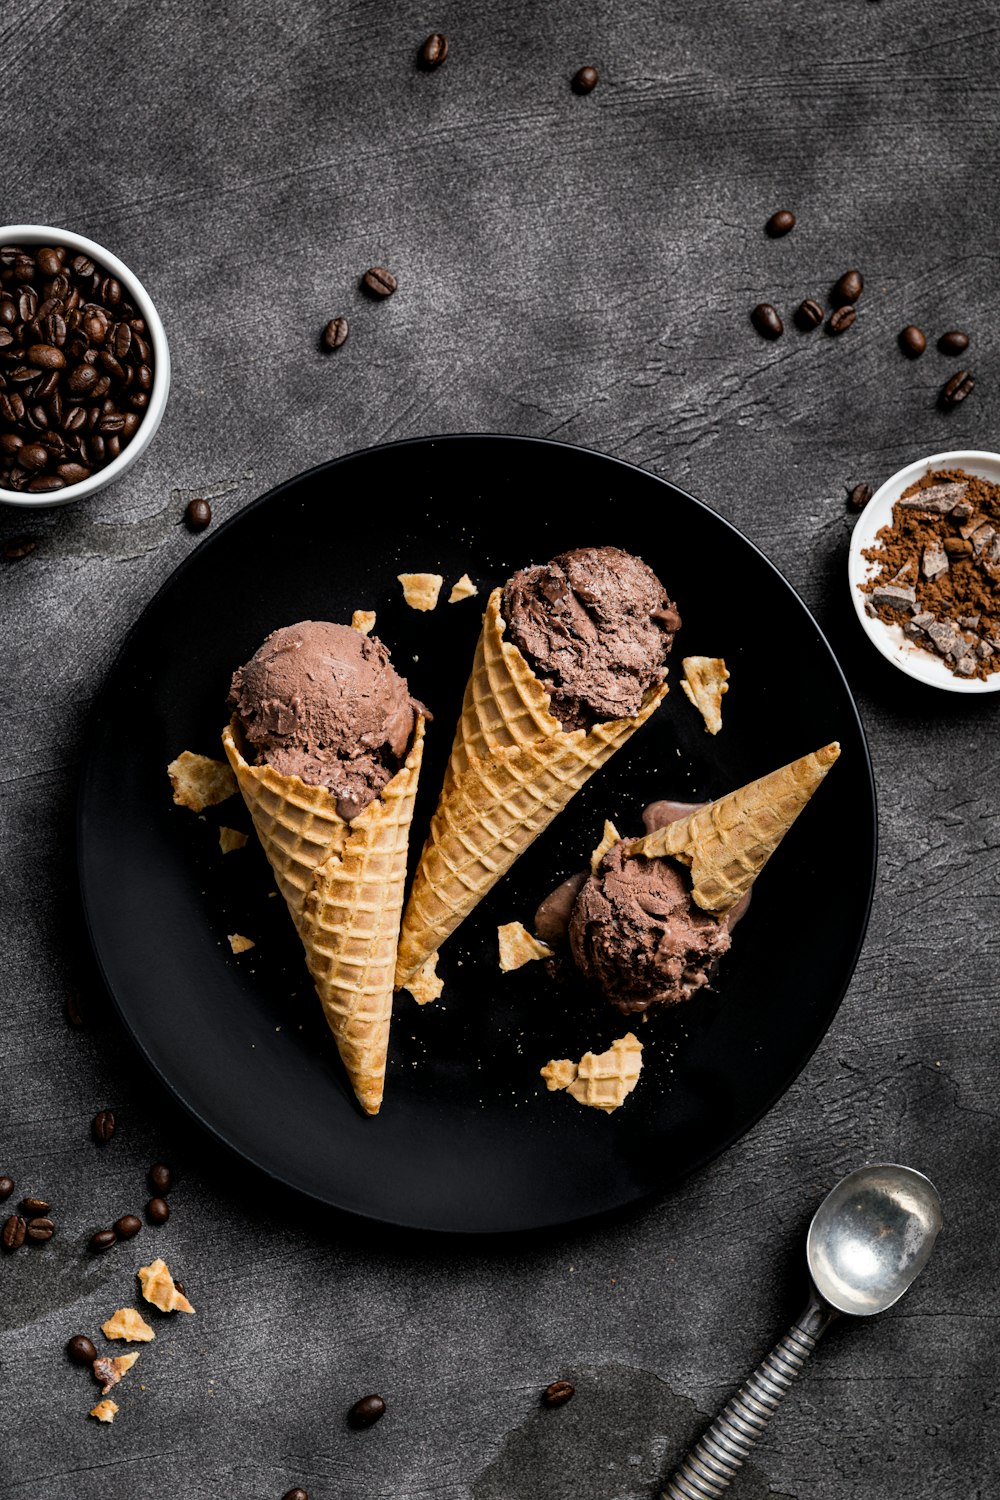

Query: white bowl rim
[
  {"left": 848, "top": 447, "right": 1000, "bottom": 695},
  {"left": 0, "top": 224, "right": 170, "bottom": 508}
]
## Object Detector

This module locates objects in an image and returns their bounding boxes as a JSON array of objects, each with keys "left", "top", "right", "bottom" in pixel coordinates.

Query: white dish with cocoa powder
[
  {"left": 0, "top": 225, "right": 170, "bottom": 509},
  {"left": 848, "top": 448, "right": 1000, "bottom": 695}
]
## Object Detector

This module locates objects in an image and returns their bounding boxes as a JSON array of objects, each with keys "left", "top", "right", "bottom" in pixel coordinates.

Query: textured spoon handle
[{"left": 663, "top": 1295, "right": 837, "bottom": 1499}]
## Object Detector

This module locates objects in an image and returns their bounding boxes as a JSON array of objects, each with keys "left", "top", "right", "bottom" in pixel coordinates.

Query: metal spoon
[{"left": 663, "top": 1164, "right": 943, "bottom": 1499}]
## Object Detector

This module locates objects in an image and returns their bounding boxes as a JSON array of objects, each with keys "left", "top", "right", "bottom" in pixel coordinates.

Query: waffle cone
[
  {"left": 222, "top": 716, "right": 425, "bottom": 1115},
  {"left": 633, "top": 741, "right": 840, "bottom": 914},
  {"left": 394, "top": 589, "right": 668, "bottom": 988}
]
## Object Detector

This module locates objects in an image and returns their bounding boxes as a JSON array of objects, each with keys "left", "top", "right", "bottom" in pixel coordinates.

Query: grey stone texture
[{"left": 1, "top": 0, "right": 998, "bottom": 1496}]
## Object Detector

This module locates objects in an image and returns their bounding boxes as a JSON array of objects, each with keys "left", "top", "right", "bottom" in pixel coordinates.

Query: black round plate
[{"left": 78, "top": 435, "right": 876, "bottom": 1233}]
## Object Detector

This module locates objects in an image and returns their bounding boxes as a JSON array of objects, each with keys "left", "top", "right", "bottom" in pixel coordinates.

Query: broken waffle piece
[
  {"left": 228, "top": 933, "right": 255, "bottom": 954},
  {"left": 219, "top": 826, "right": 248, "bottom": 854},
  {"left": 680, "top": 657, "right": 730, "bottom": 735},
  {"left": 89, "top": 1399, "right": 119, "bottom": 1423},
  {"left": 448, "top": 573, "right": 478, "bottom": 603},
  {"left": 589, "top": 819, "right": 621, "bottom": 873},
  {"left": 351, "top": 609, "right": 377, "bottom": 635},
  {"left": 498, "top": 922, "right": 553, "bottom": 972},
  {"left": 540, "top": 1034, "right": 643, "bottom": 1113},
  {"left": 93, "top": 1352, "right": 140, "bottom": 1395},
  {"left": 402, "top": 953, "right": 444, "bottom": 1005},
  {"left": 167, "top": 751, "right": 237, "bottom": 811},
  {"left": 398, "top": 572, "right": 444, "bottom": 611},
  {"left": 138, "top": 1258, "right": 195, "bottom": 1314},
  {"left": 101, "top": 1308, "right": 155, "bottom": 1343}
]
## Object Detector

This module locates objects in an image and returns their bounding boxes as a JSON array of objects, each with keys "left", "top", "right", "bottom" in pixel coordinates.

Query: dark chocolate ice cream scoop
[
  {"left": 569, "top": 838, "right": 731, "bottom": 1013},
  {"left": 501, "top": 545, "right": 679, "bottom": 731},
  {"left": 229, "top": 621, "right": 420, "bottom": 818}
]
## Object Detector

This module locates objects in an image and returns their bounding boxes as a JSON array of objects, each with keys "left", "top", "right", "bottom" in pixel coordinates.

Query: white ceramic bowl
[
  {"left": 848, "top": 448, "right": 1000, "bottom": 694},
  {"left": 0, "top": 225, "right": 170, "bottom": 508}
]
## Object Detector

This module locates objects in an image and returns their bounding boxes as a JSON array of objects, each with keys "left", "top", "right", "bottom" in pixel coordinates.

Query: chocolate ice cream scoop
[
  {"left": 501, "top": 545, "right": 680, "bottom": 731},
  {"left": 228, "top": 621, "right": 419, "bottom": 819},
  {"left": 568, "top": 838, "right": 731, "bottom": 1013}
]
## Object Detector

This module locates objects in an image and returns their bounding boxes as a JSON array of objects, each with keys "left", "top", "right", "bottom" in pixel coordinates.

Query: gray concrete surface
[{"left": 1, "top": 1, "right": 998, "bottom": 1496}]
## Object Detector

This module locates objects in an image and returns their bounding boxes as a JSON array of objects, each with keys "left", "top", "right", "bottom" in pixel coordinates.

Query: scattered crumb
[
  {"left": 398, "top": 572, "right": 443, "bottom": 611},
  {"left": 93, "top": 1352, "right": 140, "bottom": 1395},
  {"left": 228, "top": 933, "right": 255, "bottom": 954},
  {"left": 138, "top": 1258, "right": 195, "bottom": 1314},
  {"left": 680, "top": 657, "right": 730, "bottom": 735},
  {"left": 540, "top": 1034, "right": 643, "bottom": 1113},
  {"left": 352, "top": 609, "right": 376, "bottom": 635},
  {"left": 218, "top": 827, "right": 248, "bottom": 855},
  {"left": 589, "top": 819, "right": 621, "bottom": 873},
  {"left": 89, "top": 1399, "right": 118, "bottom": 1423},
  {"left": 402, "top": 954, "right": 443, "bottom": 1005},
  {"left": 101, "top": 1308, "right": 155, "bottom": 1343},
  {"left": 167, "top": 751, "right": 237, "bottom": 811},
  {"left": 498, "top": 922, "right": 553, "bottom": 972},
  {"left": 448, "top": 573, "right": 478, "bottom": 603}
]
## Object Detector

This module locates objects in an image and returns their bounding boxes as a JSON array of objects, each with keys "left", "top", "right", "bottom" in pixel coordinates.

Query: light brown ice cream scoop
[{"left": 228, "top": 621, "right": 420, "bottom": 819}]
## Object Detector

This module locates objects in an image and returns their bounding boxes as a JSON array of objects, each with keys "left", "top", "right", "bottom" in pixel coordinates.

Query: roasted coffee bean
[
  {"left": 114, "top": 322, "right": 133, "bottom": 359},
  {"left": 26, "top": 1216, "right": 55, "bottom": 1242},
  {"left": 542, "top": 1380, "right": 576, "bottom": 1408},
  {"left": 19, "top": 442, "right": 48, "bottom": 470},
  {"left": 20, "top": 1196, "right": 50, "bottom": 1213},
  {"left": 3, "top": 537, "right": 36, "bottom": 559},
  {"left": 10, "top": 365, "right": 40, "bottom": 383},
  {"left": 362, "top": 267, "right": 397, "bottom": 298},
  {"left": 185, "top": 497, "right": 212, "bottom": 531},
  {"left": 26, "top": 342, "right": 65, "bottom": 370},
  {"left": 33, "top": 370, "right": 60, "bottom": 398},
  {"left": 65, "top": 990, "right": 86, "bottom": 1027},
  {"left": 113, "top": 1214, "right": 142, "bottom": 1240},
  {"left": 765, "top": 209, "right": 795, "bottom": 237},
  {"left": 98, "top": 412, "right": 125, "bottom": 433},
  {"left": 0, "top": 433, "right": 23, "bottom": 456},
  {"left": 148, "top": 1162, "right": 172, "bottom": 1194},
  {"left": 3, "top": 1215, "right": 27, "bottom": 1250},
  {"left": 71, "top": 254, "right": 95, "bottom": 277},
  {"left": 0, "top": 1177, "right": 13, "bottom": 1201},
  {"left": 832, "top": 269, "right": 863, "bottom": 303},
  {"left": 88, "top": 435, "right": 106, "bottom": 464},
  {"left": 18, "top": 288, "right": 38, "bottom": 321},
  {"left": 67, "top": 363, "right": 98, "bottom": 394},
  {"left": 282, "top": 1491, "right": 309, "bottom": 1500},
  {"left": 35, "top": 246, "right": 62, "bottom": 275},
  {"left": 751, "top": 303, "right": 783, "bottom": 340},
  {"left": 938, "top": 330, "right": 969, "bottom": 355},
  {"left": 102, "top": 277, "right": 123, "bottom": 307},
  {"left": 67, "top": 1334, "right": 98, "bottom": 1365},
  {"left": 89, "top": 1228, "right": 117, "bottom": 1253},
  {"left": 420, "top": 32, "right": 448, "bottom": 67},
  {"left": 848, "top": 483, "right": 873, "bottom": 510},
  {"left": 347, "top": 1394, "right": 386, "bottom": 1428},
  {"left": 322, "top": 318, "right": 349, "bottom": 351},
  {"left": 0, "top": 328, "right": 13, "bottom": 347},
  {"left": 91, "top": 375, "right": 112, "bottom": 399},
  {"left": 63, "top": 405, "right": 87, "bottom": 431},
  {"left": 943, "top": 536, "right": 973, "bottom": 556},
  {"left": 56, "top": 462, "right": 91, "bottom": 483},
  {"left": 899, "top": 325, "right": 926, "bottom": 357},
  {"left": 105, "top": 434, "right": 121, "bottom": 459},
  {"left": 941, "top": 370, "right": 975, "bottom": 406},
  {"left": 0, "top": 391, "right": 25, "bottom": 421},
  {"left": 129, "top": 390, "right": 150, "bottom": 409},
  {"left": 26, "top": 474, "right": 65, "bottom": 492},
  {"left": 99, "top": 351, "right": 125, "bottom": 380},
  {"left": 13, "top": 254, "right": 35, "bottom": 282},
  {"left": 92, "top": 1109, "right": 116, "bottom": 1144},
  {"left": 147, "top": 1196, "right": 170, "bottom": 1225},
  {"left": 121, "top": 412, "right": 141, "bottom": 437},
  {"left": 795, "top": 298, "right": 824, "bottom": 330},
  {"left": 572, "top": 65, "right": 599, "bottom": 93},
  {"left": 827, "top": 305, "right": 856, "bottom": 334}
]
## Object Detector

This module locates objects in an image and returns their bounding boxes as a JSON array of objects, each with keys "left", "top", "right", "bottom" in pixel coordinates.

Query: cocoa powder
[{"left": 860, "top": 467, "right": 1000, "bottom": 681}]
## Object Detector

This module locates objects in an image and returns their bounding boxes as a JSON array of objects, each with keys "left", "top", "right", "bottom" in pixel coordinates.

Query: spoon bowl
[{"left": 807, "top": 1163, "right": 943, "bottom": 1317}]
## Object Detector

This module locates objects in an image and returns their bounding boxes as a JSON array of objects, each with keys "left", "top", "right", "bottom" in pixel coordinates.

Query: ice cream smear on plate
[
  {"left": 223, "top": 620, "right": 426, "bottom": 1117},
  {"left": 536, "top": 744, "right": 841, "bottom": 1014},
  {"left": 228, "top": 620, "right": 422, "bottom": 817},
  {"left": 395, "top": 545, "right": 679, "bottom": 988}
]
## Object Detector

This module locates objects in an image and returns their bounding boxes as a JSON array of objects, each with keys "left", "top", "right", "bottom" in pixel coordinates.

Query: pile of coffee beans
[
  {"left": 0, "top": 243, "right": 155, "bottom": 494},
  {"left": 1, "top": 1179, "right": 58, "bottom": 1253}
]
